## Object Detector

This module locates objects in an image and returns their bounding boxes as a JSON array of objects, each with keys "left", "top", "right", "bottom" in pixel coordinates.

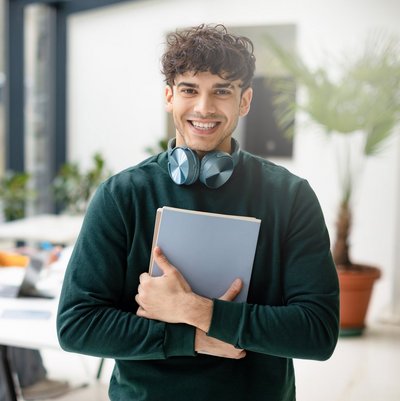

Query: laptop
[{"left": 0, "top": 255, "right": 55, "bottom": 299}]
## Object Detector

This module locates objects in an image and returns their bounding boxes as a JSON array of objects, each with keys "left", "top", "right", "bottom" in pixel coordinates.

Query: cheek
[
  {"left": 172, "top": 111, "right": 186, "bottom": 132},
  {"left": 174, "top": 101, "right": 193, "bottom": 119},
  {"left": 224, "top": 103, "right": 242, "bottom": 121}
]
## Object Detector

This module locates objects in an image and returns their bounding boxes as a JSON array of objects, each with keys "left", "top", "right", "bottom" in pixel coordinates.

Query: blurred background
[{"left": 0, "top": 0, "right": 399, "bottom": 400}]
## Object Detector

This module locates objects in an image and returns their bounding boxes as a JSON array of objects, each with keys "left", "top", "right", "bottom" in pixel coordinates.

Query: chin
[{"left": 187, "top": 140, "right": 218, "bottom": 153}]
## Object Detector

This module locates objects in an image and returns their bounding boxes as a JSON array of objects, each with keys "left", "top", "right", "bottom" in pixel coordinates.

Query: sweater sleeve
[
  {"left": 56, "top": 183, "right": 196, "bottom": 360},
  {"left": 207, "top": 180, "right": 339, "bottom": 361}
]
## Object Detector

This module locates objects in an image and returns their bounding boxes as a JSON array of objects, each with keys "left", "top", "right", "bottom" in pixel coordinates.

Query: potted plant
[
  {"left": 264, "top": 33, "right": 400, "bottom": 335},
  {"left": 52, "top": 152, "right": 111, "bottom": 214},
  {"left": 0, "top": 171, "right": 34, "bottom": 222}
]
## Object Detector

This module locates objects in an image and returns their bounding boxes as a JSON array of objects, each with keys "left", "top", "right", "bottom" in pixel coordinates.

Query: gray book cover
[{"left": 149, "top": 207, "right": 261, "bottom": 302}]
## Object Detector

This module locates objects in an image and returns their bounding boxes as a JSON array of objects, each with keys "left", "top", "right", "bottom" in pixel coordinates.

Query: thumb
[
  {"left": 219, "top": 278, "right": 243, "bottom": 301},
  {"left": 153, "top": 246, "right": 175, "bottom": 275}
]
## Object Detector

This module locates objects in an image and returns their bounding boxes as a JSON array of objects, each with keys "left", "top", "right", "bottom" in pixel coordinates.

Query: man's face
[{"left": 165, "top": 71, "right": 252, "bottom": 156}]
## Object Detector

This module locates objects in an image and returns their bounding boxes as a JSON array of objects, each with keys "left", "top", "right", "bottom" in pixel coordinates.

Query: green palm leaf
[{"left": 263, "top": 32, "right": 400, "bottom": 267}]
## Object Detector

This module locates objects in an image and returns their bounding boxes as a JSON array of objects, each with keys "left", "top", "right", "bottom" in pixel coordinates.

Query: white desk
[
  {"left": 0, "top": 247, "right": 74, "bottom": 350},
  {"left": 0, "top": 248, "right": 73, "bottom": 401},
  {"left": 0, "top": 297, "right": 60, "bottom": 401},
  {"left": 0, "top": 297, "right": 59, "bottom": 349},
  {"left": 0, "top": 214, "right": 84, "bottom": 245}
]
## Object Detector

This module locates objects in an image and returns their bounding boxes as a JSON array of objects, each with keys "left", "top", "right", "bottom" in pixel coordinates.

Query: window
[{"left": 24, "top": 4, "right": 57, "bottom": 213}]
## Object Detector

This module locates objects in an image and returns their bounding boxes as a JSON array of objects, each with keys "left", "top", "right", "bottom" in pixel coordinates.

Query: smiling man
[
  {"left": 57, "top": 24, "right": 339, "bottom": 401},
  {"left": 166, "top": 72, "right": 252, "bottom": 155}
]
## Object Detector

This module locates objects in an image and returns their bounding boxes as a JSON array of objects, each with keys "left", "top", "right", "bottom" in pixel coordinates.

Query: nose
[{"left": 193, "top": 94, "right": 216, "bottom": 116}]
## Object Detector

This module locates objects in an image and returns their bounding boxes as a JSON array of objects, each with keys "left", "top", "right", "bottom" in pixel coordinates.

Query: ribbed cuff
[
  {"left": 207, "top": 299, "right": 244, "bottom": 344},
  {"left": 164, "top": 323, "right": 196, "bottom": 358}
]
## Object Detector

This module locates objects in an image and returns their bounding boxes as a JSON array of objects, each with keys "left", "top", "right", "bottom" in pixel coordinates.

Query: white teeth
[{"left": 191, "top": 121, "right": 217, "bottom": 129}]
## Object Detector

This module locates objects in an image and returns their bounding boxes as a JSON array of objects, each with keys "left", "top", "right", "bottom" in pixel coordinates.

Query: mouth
[{"left": 188, "top": 120, "right": 220, "bottom": 132}]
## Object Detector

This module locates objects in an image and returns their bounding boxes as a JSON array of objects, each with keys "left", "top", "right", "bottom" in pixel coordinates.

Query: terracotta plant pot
[{"left": 337, "top": 264, "right": 381, "bottom": 336}]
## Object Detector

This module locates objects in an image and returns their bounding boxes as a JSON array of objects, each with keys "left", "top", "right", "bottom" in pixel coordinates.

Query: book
[{"left": 149, "top": 206, "right": 261, "bottom": 302}]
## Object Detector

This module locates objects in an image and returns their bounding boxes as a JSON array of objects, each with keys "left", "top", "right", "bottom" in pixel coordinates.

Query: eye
[
  {"left": 180, "top": 88, "right": 197, "bottom": 95},
  {"left": 215, "top": 89, "right": 232, "bottom": 96}
]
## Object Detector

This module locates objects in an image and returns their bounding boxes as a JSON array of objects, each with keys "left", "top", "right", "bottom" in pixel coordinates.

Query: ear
[
  {"left": 165, "top": 85, "right": 174, "bottom": 113},
  {"left": 239, "top": 87, "right": 253, "bottom": 117}
]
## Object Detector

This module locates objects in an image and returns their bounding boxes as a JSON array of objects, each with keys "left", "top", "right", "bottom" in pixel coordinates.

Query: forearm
[
  {"left": 167, "top": 287, "right": 338, "bottom": 361},
  {"left": 207, "top": 295, "right": 339, "bottom": 361},
  {"left": 57, "top": 298, "right": 196, "bottom": 360}
]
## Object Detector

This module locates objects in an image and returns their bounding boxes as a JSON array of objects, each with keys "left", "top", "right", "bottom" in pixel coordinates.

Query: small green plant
[
  {"left": 145, "top": 137, "right": 169, "bottom": 155},
  {"left": 53, "top": 152, "right": 111, "bottom": 214},
  {"left": 0, "top": 171, "right": 34, "bottom": 221}
]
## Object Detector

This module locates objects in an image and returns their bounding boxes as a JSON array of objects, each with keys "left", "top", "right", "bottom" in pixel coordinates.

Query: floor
[
  {"left": 294, "top": 321, "right": 400, "bottom": 401},
  {"left": 37, "top": 319, "right": 400, "bottom": 401}
]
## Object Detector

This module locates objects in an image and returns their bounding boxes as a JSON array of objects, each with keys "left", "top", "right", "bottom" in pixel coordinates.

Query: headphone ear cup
[
  {"left": 168, "top": 147, "right": 200, "bottom": 185},
  {"left": 199, "top": 151, "right": 235, "bottom": 189}
]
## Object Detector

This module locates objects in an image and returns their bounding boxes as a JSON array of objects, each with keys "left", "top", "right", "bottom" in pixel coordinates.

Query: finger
[
  {"left": 135, "top": 293, "right": 141, "bottom": 306},
  {"left": 221, "top": 349, "right": 246, "bottom": 359},
  {"left": 139, "top": 272, "right": 151, "bottom": 283},
  {"left": 136, "top": 306, "right": 146, "bottom": 317},
  {"left": 219, "top": 278, "right": 243, "bottom": 301},
  {"left": 236, "top": 350, "right": 246, "bottom": 359},
  {"left": 153, "top": 246, "right": 175, "bottom": 275}
]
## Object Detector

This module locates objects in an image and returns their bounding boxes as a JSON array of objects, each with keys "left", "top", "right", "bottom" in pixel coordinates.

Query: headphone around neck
[{"left": 167, "top": 138, "right": 240, "bottom": 189}]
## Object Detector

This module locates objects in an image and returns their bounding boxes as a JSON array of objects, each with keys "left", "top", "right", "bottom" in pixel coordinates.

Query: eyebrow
[{"left": 176, "top": 82, "right": 236, "bottom": 89}]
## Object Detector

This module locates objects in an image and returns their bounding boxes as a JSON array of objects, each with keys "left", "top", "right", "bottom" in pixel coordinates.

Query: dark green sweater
[{"left": 57, "top": 150, "right": 339, "bottom": 401}]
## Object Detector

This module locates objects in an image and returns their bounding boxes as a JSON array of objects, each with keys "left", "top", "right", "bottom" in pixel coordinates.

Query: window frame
[{"left": 5, "top": 0, "right": 133, "bottom": 172}]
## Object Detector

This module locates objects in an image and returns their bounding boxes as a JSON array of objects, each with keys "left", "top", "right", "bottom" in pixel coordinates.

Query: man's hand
[
  {"left": 194, "top": 329, "right": 246, "bottom": 359},
  {"left": 136, "top": 247, "right": 194, "bottom": 323},
  {"left": 136, "top": 247, "right": 246, "bottom": 359}
]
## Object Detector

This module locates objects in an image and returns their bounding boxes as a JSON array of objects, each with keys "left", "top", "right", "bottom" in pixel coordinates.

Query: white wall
[{"left": 67, "top": 0, "right": 400, "bottom": 321}]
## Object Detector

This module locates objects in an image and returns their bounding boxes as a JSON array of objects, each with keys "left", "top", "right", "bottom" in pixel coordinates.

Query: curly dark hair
[{"left": 161, "top": 24, "right": 256, "bottom": 90}]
